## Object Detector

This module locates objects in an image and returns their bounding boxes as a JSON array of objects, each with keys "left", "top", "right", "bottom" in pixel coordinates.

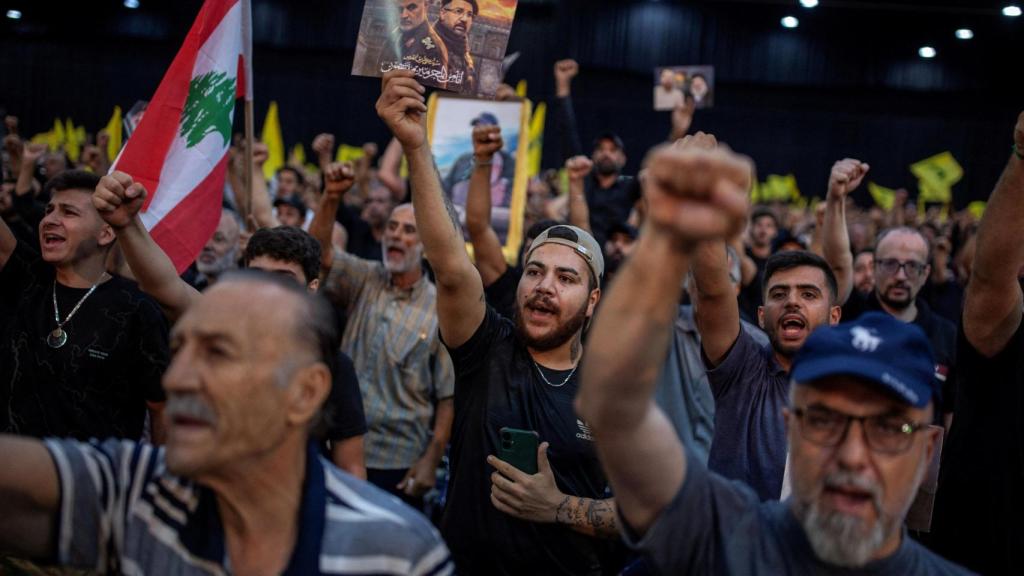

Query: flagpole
[{"left": 244, "top": 99, "right": 255, "bottom": 230}]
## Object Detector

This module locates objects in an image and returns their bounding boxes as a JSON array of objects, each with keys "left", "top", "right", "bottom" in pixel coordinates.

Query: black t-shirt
[
  {"left": 842, "top": 292, "right": 957, "bottom": 415},
  {"left": 584, "top": 175, "right": 638, "bottom": 250},
  {"left": 441, "top": 307, "right": 619, "bottom": 575},
  {"left": 336, "top": 204, "right": 382, "bottom": 262},
  {"left": 930, "top": 319, "right": 1024, "bottom": 575},
  {"left": 483, "top": 265, "right": 521, "bottom": 322},
  {"left": 738, "top": 247, "right": 767, "bottom": 324},
  {"left": 0, "top": 242, "right": 169, "bottom": 440},
  {"left": 325, "top": 351, "right": 367, "bottom": 443}
]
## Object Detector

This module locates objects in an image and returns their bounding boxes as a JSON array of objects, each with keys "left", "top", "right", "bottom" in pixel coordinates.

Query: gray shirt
[
  {"left": 624, "top": 459, "right": 973, "bottom": 575},
  {"left": 653, "top": 306, "right": 769, "bottom": 464}
]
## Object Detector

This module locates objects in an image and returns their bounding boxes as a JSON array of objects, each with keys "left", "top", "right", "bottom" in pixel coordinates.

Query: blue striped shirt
[{"left": 43, "top": 439, "right": 452, "bottom": 575}]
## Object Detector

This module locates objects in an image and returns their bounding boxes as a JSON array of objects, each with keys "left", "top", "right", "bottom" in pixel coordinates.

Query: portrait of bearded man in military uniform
[{"left": 377, "top": 0, "right": 451, "bottom": 90}]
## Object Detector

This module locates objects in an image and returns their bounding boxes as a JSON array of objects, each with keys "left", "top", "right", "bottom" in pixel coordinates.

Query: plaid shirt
[{"left": 324, "top": 251, "right": 454, "bottom": 470}]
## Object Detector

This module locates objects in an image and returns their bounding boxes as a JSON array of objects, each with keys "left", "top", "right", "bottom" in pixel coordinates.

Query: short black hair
[
  {"left": 42, "top": 169, "right": 100, "bottom": 197},
  {"left": 276, "top": 166, "right": 305, "bottom": 187},
  {"left": 750, "top": 206, "right": 778, "bottom": 227},
  {"left": 442, "top": 0, "right": 479, "bottom": 13},
  {"left": 763, "top": 250, "right": 839, "bottom": 303},
  {"left": 243, "top": 226, "right": 322, "bottom": 286}
]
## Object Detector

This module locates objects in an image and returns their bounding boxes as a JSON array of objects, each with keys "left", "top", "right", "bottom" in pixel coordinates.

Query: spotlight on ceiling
[
  {"left": 955, "top": 28, "right": 974, "bottom": 39},
  {"left": 800, "top": 0, "right": 819, "bottom": 8},
  {"left": 124, "top": 0, "right": 140, "bottom": 7},
  {"left": 1004, "top": 5, "right": 1022, "bottom": 17},
  {"left": 919, "top": 46, "right": 937, "bottom": 59},
  {"left": 6, "top": 9, "right": 22, "bottom": 19},
  {"left": 781, "top": 16, "right": 799, "bottom": 28}
]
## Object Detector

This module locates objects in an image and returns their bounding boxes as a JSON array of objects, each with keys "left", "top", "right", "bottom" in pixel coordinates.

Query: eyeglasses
[
  {"left": 441, "top": 6, "right": 475, "bottom": 18},
  {"left": 875, "top": 258, "right": 927, "bottom": 279},
  {"left": 792, "top": 405, "right": 928, "bottom": 454}
]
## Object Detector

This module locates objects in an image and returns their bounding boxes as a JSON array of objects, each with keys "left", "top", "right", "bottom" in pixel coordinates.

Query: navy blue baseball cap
[
  {"left": 470, "top": 112, "right": 499, "bottom": 127},
  {"left": 791, "top": 312, "right": 938, "bottom": 408}
]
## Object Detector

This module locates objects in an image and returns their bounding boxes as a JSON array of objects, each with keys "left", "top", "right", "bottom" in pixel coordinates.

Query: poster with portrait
[
  {"left": 652, "top": 65, "right": 715, "bottom": 111},
  {"left": 427, "top": 93, "right": 530, "bottom": 261},
  {"left": 352, "top": 0, "right": 520, "bottom": 98}
]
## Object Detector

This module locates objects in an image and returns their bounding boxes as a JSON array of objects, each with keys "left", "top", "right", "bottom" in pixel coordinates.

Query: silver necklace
[
  {"left": 48, "top": 275, "right": 106, "bottom": 349},
  {"left": 532, "top": 360, "right": 578, "bottom": 388}
]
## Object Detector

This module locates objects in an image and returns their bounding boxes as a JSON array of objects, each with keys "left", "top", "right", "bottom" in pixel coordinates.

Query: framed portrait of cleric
[
  {"left": 426, "top": 92, "right": 530, "bottom": 262},
  {"left": 652, "top": 65, "right": 715, "bottom": 111},
  {"left": 352, "top": 0, "right": 520, "bottom": 98}
]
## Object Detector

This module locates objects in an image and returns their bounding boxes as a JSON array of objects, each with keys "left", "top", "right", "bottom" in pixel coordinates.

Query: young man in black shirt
[
  {"left": 0, "top": 170, "right": 168, "bottom": 440},
  {"left": 92, "top": 173, "right": 367, "bottom": 478},
  {"left": 378, "top": 69, "right": 619, "bottom": 574},
  {"left": 930, "top": 111, "right": 1024, "bottom": 575}
]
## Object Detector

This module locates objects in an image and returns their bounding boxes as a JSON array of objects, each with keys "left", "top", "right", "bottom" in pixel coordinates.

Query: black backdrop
[{"left": 1, "top": 0, "right": 1019, "bottom": 207}]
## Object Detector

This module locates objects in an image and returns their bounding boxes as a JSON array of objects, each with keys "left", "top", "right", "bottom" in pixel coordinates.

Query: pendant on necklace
[{"left": 47, "top": 328, "right": 68, "bottom": 349}]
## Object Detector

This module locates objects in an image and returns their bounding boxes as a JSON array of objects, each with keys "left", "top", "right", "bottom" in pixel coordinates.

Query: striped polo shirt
[
  {"left": 43, "top": 439, "right": 452, "bottom": 575},
  {"left": 324, "top": 251, "right": 454, "bottom": 470}
]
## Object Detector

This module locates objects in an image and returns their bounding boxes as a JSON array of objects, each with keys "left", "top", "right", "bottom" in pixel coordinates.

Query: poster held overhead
[
  {"left": 352, "top": 0, "right": 520, "bottom": 99},
  {"left": 653, "top": 65, "right": 715, "bottom": 111}
]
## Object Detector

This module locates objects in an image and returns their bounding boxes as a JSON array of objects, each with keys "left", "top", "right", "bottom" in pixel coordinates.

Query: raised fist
[
  {"left": 565, "top": 155, "right": 593, "bottom": 182},
  {"left": 828, "top": 158, "right": 869, "bottom": 199},
  {"left": 4, "top": 115, "right": 17, "bottom": 135},
  {"left": 376, "top": 70, "right": 428, "bottom": 151},
  {"left": 312, "top": 133, "right": 335, "bottom": 158},
  {"left": 3, "top": 134, "right": 21, "bottom": 158},
  {"left": 673, "top": 131, "right": 718, "bottom": 152},
  {"left": 554, "top": 60, "right": 579, "bottom": 84},
  {"left": 81, "top": 145, "right": 104, "bottom": 170},
  {"left": 362, "top": 141, "right": 379, "bottom": 159},
  {"left": 96, "top": 130, "right": 110, "bottom": 151},
  {"left": 22, "top": 142, "right": 47, "bottom": 164},
  {"left": 251, "top": 142, "right": 269, "bottom": 167},
  {"left": 93, "top": 171, "right": 147, "bottom": 230},
  {"left": 323, "top": 162, "right": 355, "bottom": 201},
  {"left": 473, "top": 125, "right": 503, "bottom": 160},
  {"left": 644, "top": 146, "right": 752, "bottom": 245}
]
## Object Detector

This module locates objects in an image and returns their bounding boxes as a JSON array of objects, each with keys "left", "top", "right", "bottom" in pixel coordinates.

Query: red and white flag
[{"left": 113, "top": 0, "right": 252, "bottom": 273}]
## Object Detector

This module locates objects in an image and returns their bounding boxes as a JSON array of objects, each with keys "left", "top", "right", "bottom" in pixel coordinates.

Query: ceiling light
[
  {"left": 781, "top": 16, "right": 799, "bottom": 28},
  {"left": 800, "top": 0, "right": 819, "bottom": 8},
  {"left": 1004, "top": 5, "right": 1022, "bottom": 17},
  {"left": 919, "top": 46, "right": 937, "bottom": 58},
  {"left": 124, "top": 0, "right": 140, "bottom": 8},
  {"left": 955, "top": 28, "right": 973, "bottom": 39},
  {"left": 6, "top": 9, "right": 21, "bottom": 19}
]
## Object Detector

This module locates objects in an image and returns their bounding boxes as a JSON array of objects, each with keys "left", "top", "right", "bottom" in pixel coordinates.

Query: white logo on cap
[{"left": 851, "top": 326, "right": 882, "bottom": 353}]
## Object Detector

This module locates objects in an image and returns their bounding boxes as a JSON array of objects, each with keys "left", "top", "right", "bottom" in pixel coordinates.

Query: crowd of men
[{"left": 1, "top": 38, "right": 1023, "bottom": 576}]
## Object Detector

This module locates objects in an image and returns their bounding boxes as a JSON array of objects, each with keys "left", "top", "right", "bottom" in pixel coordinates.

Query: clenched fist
[
  {"left": 565, "top": 156, "right": 593, "bottom": 182},
  {"left": 376, "top": 70, "right": 428, "bottom": 151},
  {"left": 312, "top": 133, "right": 335, "bottom": 158},
  {"left": 554, "top": 60, "right": 579, "bottom": 84},
  {"left": 473, "top": 125, "right": 503, "bottom": 160},
  {"left": 323, "top": 162, "right": 355, "bottom": 201},
  {"left": 644, "top": 145, "right": 752, "bottom": 246},
  {"left": 94, "top": 171, "right": 147, "bottom": 230},
  {"left": 828, "top": 158, "right": 870, "bottom": 199}
]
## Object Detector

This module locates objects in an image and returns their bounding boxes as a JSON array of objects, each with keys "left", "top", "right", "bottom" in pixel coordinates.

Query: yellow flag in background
[
  {"left": 527, "top": 102, "right": 546, "bottom": 178},
  {"left": 103, "top": 106, "right": 123, "bottom": 162},
  {"left": 967, "top": 201, "right": 986, "bottom": 221},
  {"left": 51, "top": 118, "right": 66, "bottom": 152},
  {"left": 64, "top": 119, "right": 84, "bottom": 163},
  {"left": 917, "top": 178, "right": 953, "bottom": 205},
  {"left": 910, "top": 151, "right": 963, "bottom": 193},
  {"left": 868, "top": 182, "right": 897, "bottom": 212},
  {"left": 260, "top": 101, "right": 285, "bottom": 182},
  {"left": 516, "top": 80, "right": 528, "bottom": 98},
  {"left": 336, "top": 143, "right": 366, "bottom": 164},
  {"left": 755, "top": 174, "right": 801, "bottom": 204},
  {"left": 289, "top": 143, "right": 306, "bottom": 166}
]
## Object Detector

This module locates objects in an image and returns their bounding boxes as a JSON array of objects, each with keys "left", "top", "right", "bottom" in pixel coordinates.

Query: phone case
[{"left": 497, "top": 427, "right": 539, "bottom": 475}]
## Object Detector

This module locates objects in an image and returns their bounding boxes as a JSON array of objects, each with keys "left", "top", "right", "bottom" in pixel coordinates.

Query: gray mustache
[
  {"left": 823, "top": 470, "right": 882, "bottom": 512},
  {"left": 166, "top": 394, "right": 217, "bottom": 425}
]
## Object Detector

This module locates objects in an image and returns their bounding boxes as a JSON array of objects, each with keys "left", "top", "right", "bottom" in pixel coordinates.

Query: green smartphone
[{"left": 498, "top": 427, "right": 539, "bottom": 475}]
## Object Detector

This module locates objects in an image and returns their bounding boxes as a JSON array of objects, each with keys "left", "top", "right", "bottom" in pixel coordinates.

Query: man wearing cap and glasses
[
  {"left": 577, "top": 143, "right": 971, "bottom": 572},
  {"left": 377, "top": 69, "right": 621, "bottom": 574},
  {"left": 443, "top": 112, "right": 516, "bottom": 214}
]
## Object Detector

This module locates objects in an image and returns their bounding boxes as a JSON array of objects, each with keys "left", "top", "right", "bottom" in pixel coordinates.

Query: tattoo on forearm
[
  {"left": 432, "top": 160, "right": 464, "bottom": 236},
  {"left": 555, "top": 497, "right": 618, "bottom": 539}
]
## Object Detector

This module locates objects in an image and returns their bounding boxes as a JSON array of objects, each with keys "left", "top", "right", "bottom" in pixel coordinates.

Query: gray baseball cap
[{"left": 525, "top": 225, "right": 604, "bottom": 287}]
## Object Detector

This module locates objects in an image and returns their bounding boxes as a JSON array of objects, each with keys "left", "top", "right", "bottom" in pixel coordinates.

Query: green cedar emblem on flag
[{"left": 180, "top": 71, "right": 236, "bottom": 148}]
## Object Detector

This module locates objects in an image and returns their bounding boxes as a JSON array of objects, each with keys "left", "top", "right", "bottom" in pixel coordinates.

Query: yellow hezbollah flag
[
  {"left": 527, "top": 102, "right": 546, "bottom": 178},
  {"left": 868, "top": 182, "right": 897, "bottom": 212},
  {"left": 910, "top": 151, "right": 962, "bottom": 194},
  {"left": 260, "top": 101, "right": 285, "bottom": 182},
  {"left": 967, "top": 201, "right": 986, "bottom": 220},
  {"left": 289, "top": 143, "right": 306, "bottom": 166},
  {"left": 755, "top": 174, "right": 801, "bottom": 204},
  {"left": 104, "top": 106, "right": 123, "bottom": 162},
  {"left": 336, "top": 143, "right": 366, "bottom": 164},
  {"left": 516, "top": 80, "right": 528, "bottom": 98},
  {"left": 917, "top": 178, "right": 952, "bottom": 205},
  {"left": 64, "top": 118, "right": 83, "bottom": 163}
]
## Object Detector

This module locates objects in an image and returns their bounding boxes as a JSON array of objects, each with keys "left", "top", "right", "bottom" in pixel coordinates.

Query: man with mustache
[
  {"left": 0, "top": 272, "right": 451, "bottom": 575},
  {"left": 435, "top": 0, "right": 478, "bottom": 94},
  {"left": 576, "top": 145, "right": 969, "bottom": 572},
  {"left": 193, "top": 207, "right": 241, "bottom": 289},
  {"left": 375, "top": 0, "right": 450, "bottom": 90},
  {"left": 822, "top": 159, "right": 957, "bottom": 427},
  {"left": 0, "top": 169, "right": 168, "bottom": 442},
  {"left": 378, "top": 69, "right": 620, "bottom": 574},
  {"left": 313, "top": 160, "right": 454, "bottom": 511}
]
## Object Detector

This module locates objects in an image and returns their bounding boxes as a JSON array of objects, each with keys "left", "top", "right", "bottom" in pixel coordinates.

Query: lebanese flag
[{"left": 113, "top": 0, "right": 253, "bottom": 273}]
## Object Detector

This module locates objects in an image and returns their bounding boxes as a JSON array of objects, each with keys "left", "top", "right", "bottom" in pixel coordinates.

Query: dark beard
[
  {"left": 877, "top": 286, "right": 913, "bottom": 311},
  {"left": 594, "top": 160, "right": 620, "bottom": 176},
  {"left": 515, "top": 298, "right": 589, "bottom": 352}
]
